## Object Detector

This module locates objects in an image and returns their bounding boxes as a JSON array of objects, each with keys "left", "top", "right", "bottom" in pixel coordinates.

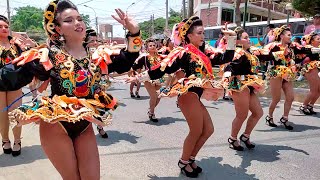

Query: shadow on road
[
  {"left": 0, "top": 145, "right": 46, "bottom": 167},
  {"left": 96, "top": 130, "right": 140, "bottom": 146},
  {"left": 123, "top": 96, "right": 150, "bottom": 100},
  {"left": 236, "top": 143, "right": 309, "bottom": 169},
  {"left": 147, "top": 157, "right": 257, "bottom": 180},
  {"left": 256, "top": 122, "right": 320, "bottom": 133},
  {"left": 133, "top": 117, "right": 185, "bottom": 126}
]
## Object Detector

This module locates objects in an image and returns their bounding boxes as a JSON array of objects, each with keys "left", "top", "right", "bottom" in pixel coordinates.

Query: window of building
[
  {"left": 222, "top": 9, "right": 234, "bottom": 23},
  {"left": 241, "top": 13, "right": 249, "bottom": 22},
  {"left": 250, "top": 14, "right": 261, "bottom": 22}
]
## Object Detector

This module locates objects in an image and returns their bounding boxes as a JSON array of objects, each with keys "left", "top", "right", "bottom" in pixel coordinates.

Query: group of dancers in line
[{"left": 0, "top": 0, "right": 320, "bottom": 179}]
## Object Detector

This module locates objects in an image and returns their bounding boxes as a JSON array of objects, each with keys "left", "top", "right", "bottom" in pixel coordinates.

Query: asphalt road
[{"left": 0, "top": 81, "right": 320, "bottom": 180}]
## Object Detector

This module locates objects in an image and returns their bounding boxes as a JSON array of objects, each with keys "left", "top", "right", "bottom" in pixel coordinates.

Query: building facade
[{"left": 193, "top": 0, "right": 299, "bottom": 27}]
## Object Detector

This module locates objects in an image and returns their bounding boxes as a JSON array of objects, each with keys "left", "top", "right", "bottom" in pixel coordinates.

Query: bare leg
[
  {"left": 282, "top": 81, "right": 294, "bottom": 118},
  {"left": 0, "top": 92, "right": 9, "bottom": 142},
  {"left": 230, "top": 88, "right": 250, "bottom": 141},
  {"left": 268, "top": 77, "right": 283, "bottom": 119},
  {"left": 178, "top": 92, "right": 204, "bottom": 172},
  {"left": 303, "top": 69, "right": 318, "bottom": 106},
  {"left": 40, "top": 121, "right": 81, "bottom": 179},
  {"left": 244, "top": 93, "right": 263, "bottom": 136},
  {"left": 7, "top": 89, "right": 23, "bottom": 148},
  {"left": 74, "top": 125, "right": 100, "bottom": 180},
  {"left": 190, "top": 102, "right": 214, "bottom": 157},
  {"left": 144, "top": 82, "right": 158, "bottom": 114}
]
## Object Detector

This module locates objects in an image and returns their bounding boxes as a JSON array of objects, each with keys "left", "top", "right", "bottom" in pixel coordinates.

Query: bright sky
[{"left": 0, "top": 0, "right": 182, "bottom": 37}]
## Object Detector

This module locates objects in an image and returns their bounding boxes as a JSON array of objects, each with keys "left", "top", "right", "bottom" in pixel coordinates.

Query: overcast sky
[{"left": 0, "top": 0, "right": 182, "bottom": 36}]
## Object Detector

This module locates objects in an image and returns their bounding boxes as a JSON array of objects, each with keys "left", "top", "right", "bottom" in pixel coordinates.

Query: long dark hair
[
  {"left": 0, "top": 15, "right": 9, "bottom": 25},
  {"left": 55, "top": 0, "right": 78, "bottom": 25},
  {"left": 184, "top": 19, "right": 203, "bottom": 44}
]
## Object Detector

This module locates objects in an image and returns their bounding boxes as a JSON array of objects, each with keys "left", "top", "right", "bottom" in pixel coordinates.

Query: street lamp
[
  {"left": 83, "top": 4, "right": 98, "bottom": 34},
  {"left": 285, "top": 3, "right": 294, "bottom": 25},
  {"left": 123, "top": 3, "right": 135, "bottom": 36}
]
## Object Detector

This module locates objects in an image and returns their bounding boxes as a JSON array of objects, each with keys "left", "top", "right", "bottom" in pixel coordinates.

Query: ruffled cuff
[
  {"left": 272, "top": 51, "right": 285, "bottom": 61},
  {"left": 311, "top": 48, "right": 320, "bottom": 54},
  {"left": 226, "top": 36, "right": 236, "bottom": 50},
  {"left": 135, "top": 71, "right": 150, "bottom": 82},
  {"left": 126, "top": 31, "right": 142, "bottom": 53}
]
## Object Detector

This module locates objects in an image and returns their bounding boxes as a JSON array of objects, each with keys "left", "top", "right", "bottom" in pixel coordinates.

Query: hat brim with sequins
[
  {"left": 43, "top": 0, "right": 61, "bottom": 45},
  {"left": 303, "top": 31, "right": 319, "bottom": 45},
  {"left": 274, "top": 25, "right": 290, "bottom": 41},
  {"left": 178, "top": 16, "right": 203, "bottom": 42}
]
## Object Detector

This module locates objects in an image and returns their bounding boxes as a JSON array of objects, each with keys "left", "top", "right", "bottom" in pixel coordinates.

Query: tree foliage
[
  {"left": 10, "top": 6, "right": 91, "bottom": 43},
  {"left": 139, "top": 9, "right": 182, "bottom": 39},
  {"left": 292, "top": 0, "right": 320, "bottom": 17}
]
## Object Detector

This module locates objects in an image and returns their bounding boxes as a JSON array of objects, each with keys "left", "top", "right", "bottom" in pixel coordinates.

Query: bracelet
[
  {"left": 226, "top": 36, "right": 237, "bottom": 50},
  {"left": 135, "top": 71, "right": 150, "bottom": 82}
]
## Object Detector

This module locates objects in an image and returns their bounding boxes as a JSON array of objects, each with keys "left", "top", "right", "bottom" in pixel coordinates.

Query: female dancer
[
  {"left": 158, "top": 37, "right": 174, "bottom": 55},
  {"left": 0, "top": 15, "right": 31, "bottom": 156},
  {"left": 299, "top": 32, "right": 320, "bottom": 115},
  {"left": 223, "top": 27, "right": 266, "bottom": 151},
  {"left": 85, "top": 28, "right": 108, "bottom": 138},
  {"left": 265, "top": 25, "right": 320, "bottom": 130},
  {"left": 0, "top": 0, "right": 141, "bottom": 178},
  {"left": 129, "top": 67, "right": 141, "bottom": 98},
  {"left": 127, "top": 16, "right": 237, "bottom": 178},
  {"left": 132, "top": 38, "right": 166, "bottom": 122}
]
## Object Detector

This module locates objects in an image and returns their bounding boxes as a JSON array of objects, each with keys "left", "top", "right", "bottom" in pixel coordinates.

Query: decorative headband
[
  {"left": 303, "top": 31, "right": 318, "bottom": 45},
  {"left": 43, "top": 0, "right": 61, "bottom": 45},
  {"left": 274, "top": 25, "right": 289, "bottom": 41}
]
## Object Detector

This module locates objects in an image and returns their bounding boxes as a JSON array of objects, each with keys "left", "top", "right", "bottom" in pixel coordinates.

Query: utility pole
[
  {"left": 188, "top": 0, "right": 194, "bottom": 18},
  {"left": 6, "top": 0, "right": 11, "bottom": 34},
  {"left": 165, "top": 0, "right": 168, "bottom": 31},
  {"left": 182, "top": 0, "right": 186, "bottom": 19},
  {"left": 150, "top": 14, "right": 155, "bottom": 36},
  {"left": 243, "top": 0, "right": 248, "bottom": 29},
  {"left": 207, "top": 0, "right": 212, "bottom": 27},
  {"left": 95, "top": 17, "right": 98, "bottom": 35},
  {"left": 267, "top": 0, "right": 271, "bottom": 25}
]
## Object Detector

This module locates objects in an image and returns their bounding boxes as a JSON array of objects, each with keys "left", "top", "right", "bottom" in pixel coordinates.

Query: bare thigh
[
  {"left": 74, "top": 125, "right": 100, "bottom": 180},
  {"left": 40, "top": 121, "right": 80, "bottom": 180}
]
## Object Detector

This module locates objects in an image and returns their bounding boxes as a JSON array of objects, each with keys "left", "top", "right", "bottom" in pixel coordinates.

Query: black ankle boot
[
  {"left": 178, "top": 160, "right": 198, "bottom": 178},
  {"left": 189, "top": 158, "right": 202, "bottom": 173},
  {"left": 12, "top": 141, "right": 21, "bottom": 157},
  {"left": 148, "top": 111, "right": 158, "bottom": 122},
  {"left": 280, "top": 117, "right": 293, "bottom": 130},
  {"left": 265, "top": 115, "right": 277, "bottom": 127},
  {"left": 228, "top": 138, "right": 244, "bottom": 151},
  {"left": 240, "top": 134, "right": 255, "bottom": 149},
  {"left": 2, "top": 140, "right": 12, "bottom": 154}
]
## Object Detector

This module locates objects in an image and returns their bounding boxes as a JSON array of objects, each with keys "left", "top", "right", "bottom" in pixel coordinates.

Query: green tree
[
  {"left": 11, "top": 6, "right": 43, "bottom": 32},
  {"left": 292, "top": 0, "right": 320, "bottom": 17},
  {"left": 139, "top": 9, "right": 182, "bottom": 39},
  {"left": 10, "top": 6, "right": 91, "bottom": 43},
  {"left": 81, "top": 14, "right": 91, "bottom": 28}
]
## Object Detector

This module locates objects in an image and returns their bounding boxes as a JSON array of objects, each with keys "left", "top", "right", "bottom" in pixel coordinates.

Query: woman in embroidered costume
[
  {"left": 0, "top": 0, "right": 141, "bottom": 178},
  {"left": 223, "top": 27, "right": 267, "bottom": 151},
  {"left": 85, "top": 28, "right": 108, "bottom": 138},
  {"left": 0, "top": 15, "right": 34, "bottom": 157},
  {"left": 158, "top": 37, "right": 174, "bottom": 55},
  {"left": 127, "top": 16, "right": 237, "bottom": 178},
  {"left": 299, "top": 32, "right": 320, "bottom": 115},
  {"left": 264, "top": 25, "right": 320, "bottom": 130},
  {"left": 131, "top": 38, "right": 167, "bottom": 122}
]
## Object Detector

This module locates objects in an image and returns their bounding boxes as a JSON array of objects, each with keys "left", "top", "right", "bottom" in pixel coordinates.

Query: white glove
[{"left": 311, "top": 48, "right": 320, "bottom": 54}]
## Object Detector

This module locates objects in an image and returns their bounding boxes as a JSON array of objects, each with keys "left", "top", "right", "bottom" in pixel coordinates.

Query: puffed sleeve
[
  {"left": 132, "top": 53, "right": 148, "bottom": 71},
  {"left": 92, "top": 31, "right": 142, "bottom": 75},
  {"left": 204, "top": 44, "right": 235, "bottom": 65},
  {"left": 0, "top": 47, "right": 54, "bottom": 91},
  {"left": 135, "top": 47, "right": 186, "bottom": 82}
]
